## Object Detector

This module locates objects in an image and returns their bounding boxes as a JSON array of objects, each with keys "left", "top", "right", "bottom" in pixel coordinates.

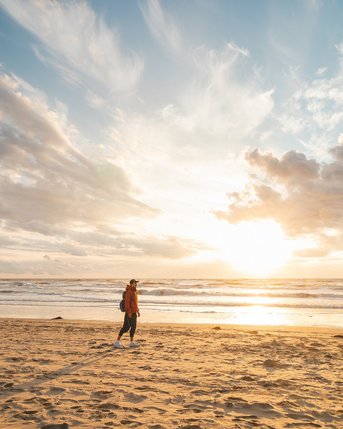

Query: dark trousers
[{"left": 119, "top": 313, "right": 137, "bottom": 339}]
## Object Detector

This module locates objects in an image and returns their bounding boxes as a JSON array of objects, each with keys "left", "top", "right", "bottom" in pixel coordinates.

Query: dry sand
[{"left": 0, "top": 318, "right": 342, "bottom": 429}]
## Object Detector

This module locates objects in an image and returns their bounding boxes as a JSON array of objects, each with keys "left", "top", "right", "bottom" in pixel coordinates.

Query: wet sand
[{"left": 0, "top": 318, "right": 342, "bottom": 428}]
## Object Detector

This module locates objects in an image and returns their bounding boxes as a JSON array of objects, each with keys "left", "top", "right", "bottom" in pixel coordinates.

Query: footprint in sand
[
  {"left": 68, "top": 389, "right": 88, "bottom": 397},
  {"left": 286, "top": 412, "right": 316, "bottom": 422},
  {"left": 226, "top": 398, "right": 281, "bottom": 418},
  {"left": 145, "top": 406, "right": 166, "bottom": 414},
  {"left": 90, "top": 342, "right": 108, "bottom": 349},
  {"left": 32, "top": 358, "right": 52, "bottom": 365},
  {"left": 190, "top": 389, "right": 208, "bottom": 396},
  {"left": 285, "top": 424, "right": 322, "bottom": 428},
  {"left": 124, "top": 392, "right": 147, "bottom": 403},
  {"left": 148, "top": 425, "right": 166, "bottom": 429},
  {"left": 47, "top": 387, "right": 65, "bottom": 395},
  {"left": 120, "top": 418, "right": 142, "bottom": 427},
  {"left": 70, "top": 405, "right": 84, "bottom": 414},
  {"left": 96, "top": 402, "right": 121, "bottom": 411},
  {"left": 177, "top": 424, "right": 203, "bottom": 429},
  {"left": 68, "top": 378, "right": 89, "bottom": 385},
  {"left": 263, "top": 359, "right": 287, "bottom": 371},
  {"left": 166, "top": 394, "right": 184, "bottom": 405},
  {"left": 127, "top": 406, "right": 144, "bottom": 414},
  {"left": 40, "top": 424, "right": 68, "bottom": 429},
  {"left": 240, "top": 402, "right": 281, "bottom": 417},
  {"left": 232, "top": 415, "right": 260, "bottom": 425},
  {"left": 12, "top": 411, "right": 38, "bottom": 422},
  {"left": 278, "top": 400, "right": 300, "bottom": 412},
  {"left": 138, "top": 365, "right": 152, "bottom": 370},
  {"left": 91, "top": 389, "right": 112, "bottom": 400}
]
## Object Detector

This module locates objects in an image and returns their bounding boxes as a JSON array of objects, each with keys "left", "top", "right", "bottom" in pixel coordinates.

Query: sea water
[{"left": 0, "top": 278, "right": 342, "bottom": 328}]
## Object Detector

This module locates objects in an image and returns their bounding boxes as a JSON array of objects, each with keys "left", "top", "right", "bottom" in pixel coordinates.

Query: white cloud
[
  {"left": 335, "top": 42, "right": 343, "bottom": 56},
  {"left": 102, "top": 42, "right": 274, "bottom": 224},
  {"left": 292, "top": 73, "right": 343, "bottom": 133},
  {"left": 0, "top": 72, "right": 155, "bottom": 232},
  {"left": 85, "top": 90, "right": 107, "bottom": 110},
  {"left": 0, "top": 72, "right": 204, "bottom": 273},
  {"left": 0, "top": 225, "right": 198, "bottom": 261},
  {"left": 140, "top": 0, "right": 183, "bottom": 56},
  {"left": 316, "top": 66, "right": 328, "bottom": 76},
  {"left": 0, "top": 0, "right": 144, "bottom": 94},
  {"left": 270, "top": 42, "right": 343, "bottom": 161},
  {"left": 217, "top": 140, "right": 343, "bottom": 256},
  {"left": 104, "top": 41, "right": 268, "bottom": 164},
  {"left": 278, "top": 113, "right": 306, "bottom": 134},
  {"left": 163, "top": 43, "right": 273, "bottom": 142}
]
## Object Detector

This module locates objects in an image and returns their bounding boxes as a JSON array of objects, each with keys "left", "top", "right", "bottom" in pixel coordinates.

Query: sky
[{"left": 1, "top": 0, "right": 343, "bottom": 279}]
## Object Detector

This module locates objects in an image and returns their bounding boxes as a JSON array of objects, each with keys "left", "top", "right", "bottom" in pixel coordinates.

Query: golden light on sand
[{"left": 224, "top": 220, "right": 292, "bottom": 277}]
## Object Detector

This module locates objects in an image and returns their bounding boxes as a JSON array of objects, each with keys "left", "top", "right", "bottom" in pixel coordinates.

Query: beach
[{"left": 0, "top": 319, "right": 342, "bottom": 429}]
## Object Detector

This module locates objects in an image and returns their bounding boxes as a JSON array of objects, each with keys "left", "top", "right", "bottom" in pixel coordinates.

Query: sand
[{"left": 0, "top": 319, "right": 342, "bottom": 429}]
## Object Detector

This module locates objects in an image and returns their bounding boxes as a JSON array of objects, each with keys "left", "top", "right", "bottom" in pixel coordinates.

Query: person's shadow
[{"left": 0, "top": 346, "right": 115, "bottom": 399}]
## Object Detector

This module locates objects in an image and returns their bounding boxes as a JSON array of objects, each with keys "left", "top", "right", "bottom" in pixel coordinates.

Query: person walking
[{"left": 114, "top": 279, "right": 140, "bottom": 348}]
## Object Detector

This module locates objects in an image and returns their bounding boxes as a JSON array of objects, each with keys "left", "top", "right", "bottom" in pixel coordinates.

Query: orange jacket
[{"left": 124, "top": 284, "right": 139, "bottom": 314}]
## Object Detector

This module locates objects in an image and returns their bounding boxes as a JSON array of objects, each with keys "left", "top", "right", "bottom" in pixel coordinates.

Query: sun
[{"left": 223, "top": 220, "right": 291, "bottom": 277}]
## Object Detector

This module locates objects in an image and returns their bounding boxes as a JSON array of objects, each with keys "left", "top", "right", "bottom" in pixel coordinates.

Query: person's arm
[
  {"left": 125, "top": 289, "right": 132, "bottom": 317},
  {"left": 135, "top": 291, "right": 140, "bottom": 317}
]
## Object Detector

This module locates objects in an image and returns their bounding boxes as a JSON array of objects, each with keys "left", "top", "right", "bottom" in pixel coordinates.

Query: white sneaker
[
  {"left": 114, "top": 340, "right": 122, "bottom": 348},
  {"left": 129, "top": 341, "right": 139, "bottom": 348}
]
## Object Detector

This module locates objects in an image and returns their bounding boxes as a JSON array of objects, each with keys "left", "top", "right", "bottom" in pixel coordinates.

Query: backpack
[{"left": 119, "top": 291, "right": 126, "bottom": 312}]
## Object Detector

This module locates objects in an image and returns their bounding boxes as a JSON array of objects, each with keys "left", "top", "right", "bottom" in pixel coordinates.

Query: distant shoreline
[{"left": 0, "top": 317, "right": 341, "bottom": 333}]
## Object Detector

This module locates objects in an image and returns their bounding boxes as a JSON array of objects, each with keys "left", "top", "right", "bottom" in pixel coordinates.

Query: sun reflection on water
[
  {"left": 231, "top": 305, "right": 288, "bottom": 326},
  {"left": 243, "top": 296, "right": 278, "bottom": 306}
]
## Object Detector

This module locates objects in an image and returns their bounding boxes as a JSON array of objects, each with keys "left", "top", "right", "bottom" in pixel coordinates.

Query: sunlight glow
[
  {"left": 231, "top": 305, "right": 288, "bottom": 326},
  {"left": 223, "top": 220, "right": 292, "bottom": 277}
]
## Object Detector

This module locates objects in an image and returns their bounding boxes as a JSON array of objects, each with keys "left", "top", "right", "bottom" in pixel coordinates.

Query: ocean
[{"left": 0, "top": 278, "right": 342, "bottom": 328}]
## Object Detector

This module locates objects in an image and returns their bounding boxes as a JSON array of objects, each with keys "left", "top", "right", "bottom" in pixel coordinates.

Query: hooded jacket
[{"left": 124, "top": 284, "right": 139, "bottom": 315}]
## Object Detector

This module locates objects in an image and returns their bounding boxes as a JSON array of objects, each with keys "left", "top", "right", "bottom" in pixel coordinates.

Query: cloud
[
  {"left": 167, "top": 43, "right": 273, "bottom": 142},
  {"left": 140, "top": 0, "right": 273, "bottom": 144},
  {"left": 132, "top": 235, "right": 197, "bottom": 259},
  {"left": 0, "top": 232, "right": 200, "bottom": 275},
  {"left": 302, "top": 79, "right": 343, "bottom": 130},
  {"left": 0, "top": 72, "right": 155, "bottom": 233},
  {"left": 316, "top": 66, "right": 328, "bottom": 76},
  {"left": 245, "top": 149, "right": 320, "bottom": 184},
  {"left": 0, "top": 225, "right": 197, "bottom": 261},
  {"left": 0, "top": 252, "right": 86, "bottom": 276},
  {"left": 112, "top": 42, "right": 273, "bottom": 164},
  {"left": 216, "top": 141, "right": 343, "bottom": 256},
  {"left": 140, "top": 0, "right": 182, "bottom": 56},
  {"left": 0, "top": 72, "right": 202, "bottom": 271},
  {"left": 0, "top": 0, "right": 143, "bottom": 93},
  {"left": 102, "top": 41, "right": 275, "bottom": 237},
  {"left": 277, "top": 44, "right": 343, "bottom": 145},
  {"left": 85, "top": 90, "right": 108, "bottom": 110}
]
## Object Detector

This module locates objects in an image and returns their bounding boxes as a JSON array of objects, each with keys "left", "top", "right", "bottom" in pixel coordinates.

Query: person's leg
[
  {"left": 129, "top": 313, "right": 137, "bottom": 342},
  {"left": 117, "top": 314, "right": 131, "bottom": 340}
]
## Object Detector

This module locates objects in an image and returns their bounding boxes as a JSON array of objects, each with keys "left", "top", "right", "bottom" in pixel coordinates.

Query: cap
[{"left": 129, "top": 279, "right": 139, "bottom": 285}]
